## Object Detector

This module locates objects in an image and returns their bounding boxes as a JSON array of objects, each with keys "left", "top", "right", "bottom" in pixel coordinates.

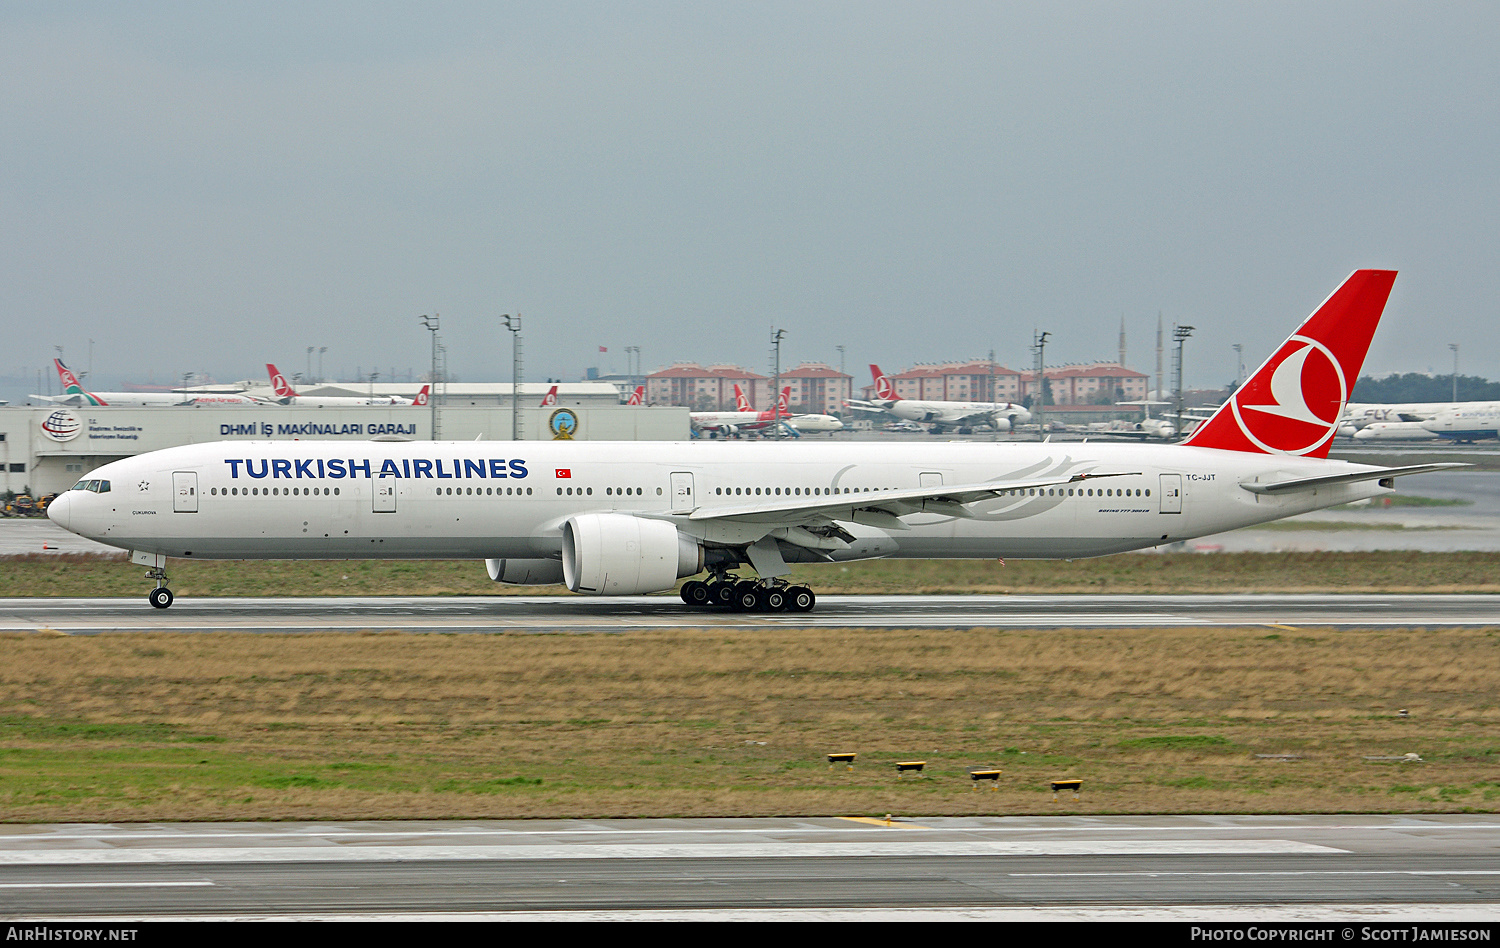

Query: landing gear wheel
[
  {"left": 148, "top": 587, "right": 174, "bottom": 610},
  {"left": 731, "top": 582, "right": 761, "bottom": 612},
  {"left": 757, "top": 587, "right": 788, "bottom": 612},
  {"left": 708, "top": 581, "right": 736, "bottom": 608},
  {"left": 680, "top": 580, "right": 711, "bottom": 607},
  {"left": 786, "top": 586, "right": 815, "bottom": 612}
]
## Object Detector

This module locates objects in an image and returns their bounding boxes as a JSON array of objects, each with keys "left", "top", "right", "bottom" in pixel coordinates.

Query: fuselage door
[
  {"left": 920, "top": 472, "right": 943, "bottom": 488},
  {"left": 1159, "top": 473, "right": 1183, "bottom": 514},
  {"left": 374, "top": 481, "right": 397, "bottom": 513},
  {"left": 172, "top": 472, "right": 198, "bottom": 513},
  {"left": 670, "top": 472, "right": 695, "bottom": 512}
]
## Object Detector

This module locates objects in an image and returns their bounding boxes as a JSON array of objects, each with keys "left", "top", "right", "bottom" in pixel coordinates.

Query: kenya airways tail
[
  {"left": 1184, "top": 269, "right": 1397, "bottom": 458},
  {"left": 625, "top": 385, "right": 645, "bottom": 406},
  {"left": 869, "top": 365, "right": 900, "bottom": 402},
  {"left": 412, "top": 384, "right": 431, "bottom": 407},
  {"left": 54, "top": 359, "right": 107, "bottom": 406},
  {"left": 266, "top": 364, "right": 298, "bottom": 399},
  {"left": 733, "top": 384, "right": 753, "bottom": 412},
  {"left": 539, "top": 385, "right": 559, "bottom": 408}
]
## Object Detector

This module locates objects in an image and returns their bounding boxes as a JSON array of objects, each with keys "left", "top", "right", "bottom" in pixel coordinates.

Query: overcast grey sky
[{"left": 3, "top": 1, "right": 1496, "bottom": 396}]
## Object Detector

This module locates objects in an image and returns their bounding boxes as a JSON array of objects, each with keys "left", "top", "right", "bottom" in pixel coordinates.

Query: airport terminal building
[{"left": 1, "top": 398, "right": 690, "bottom": 497}]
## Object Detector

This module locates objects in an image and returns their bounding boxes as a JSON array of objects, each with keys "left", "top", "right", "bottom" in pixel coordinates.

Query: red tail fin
[
  {"left": 626, "top": 385, "right": 644, "bottom": 406},
  {"left": 870, "top": 364, "right": 899, "bottom": 401},
  {"left": 539, "top": 385, "right": 558, "bottom": 407},
  {"left": 1183, "top": 269, "right": 1396, "bottom": 458},
  {"left": 733, "top": 384, "right": 752, "bottom": 412},
  {"left": 267, "top": 364, "right": 297, "bottom": 398},
  {"left": 776, "top": 386, "right": 791, "bottom": 416},
  {"left": 412, "top": 384, "right": 430, "bottom": 407}
]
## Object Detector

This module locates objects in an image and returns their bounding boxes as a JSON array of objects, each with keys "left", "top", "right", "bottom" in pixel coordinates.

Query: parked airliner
[
  {"left": 48, "top": 270, "right": 1458, "bottom": 612},
  {"left": 32, "top": 359, "right": 265, "bottom": 407},
  {"left": 267, "top": 364, "right": 424, "bottom": 407},
  {"left": 848, "top": 366, "right": 1031, "bottom": 433}
]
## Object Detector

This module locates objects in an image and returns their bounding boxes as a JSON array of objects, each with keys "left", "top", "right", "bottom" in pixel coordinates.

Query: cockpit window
[{"left": 72, "top": 479, "right": 109, "bottom": 493}]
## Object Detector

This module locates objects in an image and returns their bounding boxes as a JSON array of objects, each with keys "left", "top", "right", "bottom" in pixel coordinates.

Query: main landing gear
[
  {"left": 146, "top": 566, "right": 174, "bottom": 609},
  {"left": 679, "top": 575, "right": 816, "bottom": 613}
]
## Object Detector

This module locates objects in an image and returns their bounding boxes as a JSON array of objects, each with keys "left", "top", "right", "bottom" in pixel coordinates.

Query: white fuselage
[
  {"left": 1352, "top": 422, "right": 1442, "bottom": 441},
  {"left": 48, "top": 438, "right": 1394, "bottom": 565},
  {"left": 278, "top": 396, "right": 412, "bottom": 407},
  {"left": 878, "top": 399, "right": 1031, "bottom": 429},
  {"left": 784, "top": 414, "right": 844, "bottom": 432},
  {"left": 33, "top": 392, "right": 264, "bottom": 407},
  {"left": 1421, "top": 407, "right": 1500, "bottom": 441},
  {"left": 1341, "top": 401, "right": 1500, "bottom": 428}
]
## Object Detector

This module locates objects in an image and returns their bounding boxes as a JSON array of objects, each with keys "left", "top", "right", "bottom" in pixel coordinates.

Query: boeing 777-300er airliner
[{"left": 48, "top": 270, "right": 1459, "bottom": 612}]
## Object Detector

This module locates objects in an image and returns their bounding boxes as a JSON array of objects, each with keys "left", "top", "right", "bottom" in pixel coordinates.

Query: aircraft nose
[{"left": 47, "top": 491, "right": 72, "bottom": 531}]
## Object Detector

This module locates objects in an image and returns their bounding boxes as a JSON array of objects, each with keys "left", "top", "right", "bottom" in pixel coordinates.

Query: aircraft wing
[
  {"left": 1240, "top": 463, "right": 1467, "bottom": 495},
  {"left": 684, "top": 470, "right": 1139, "bottom": 527}
]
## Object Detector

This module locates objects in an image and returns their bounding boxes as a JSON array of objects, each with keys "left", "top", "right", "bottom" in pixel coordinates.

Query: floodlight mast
[
  {"left": 500, "top": 314, "right": 523, "bottom": 441},
  {"left": 419, "top": 314, "right": 440, "bottom": 440},
  {"left": 1173, "top": 324, "right": 1195, "bottom": 438}
]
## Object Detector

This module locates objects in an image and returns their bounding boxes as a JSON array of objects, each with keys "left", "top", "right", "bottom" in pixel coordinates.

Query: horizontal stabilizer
[{"left": 1240, "top": 463, "right": 1467, "bottom": 495}]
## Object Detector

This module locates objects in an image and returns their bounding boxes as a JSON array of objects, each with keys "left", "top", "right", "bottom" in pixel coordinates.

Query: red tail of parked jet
[
  {"left": 776, "top": 386, "right": 791, "bottom": 416},
  {"left": 869, "top": 365, "right": 899, "bottom": 402},
  {"left": 733, "top": 384, "right": 753, "bottom": 412},
  {"left": 266, "top": 364, "right": 297, "bottom": 399},
  {"left": 626, "top": 385, "right": 645, "bottom": 406},
  {"left": 54, "top": 358, "right": 107, "bottom": 406},
  {"left": 1184, "top": 269, "right": 1396, "bottom": 458},
  {"left": 539, "top": 385, "right": 559, "bottom": 408},
  {"left": 412, "top": 385, "right": 431, "bottom": 407}
]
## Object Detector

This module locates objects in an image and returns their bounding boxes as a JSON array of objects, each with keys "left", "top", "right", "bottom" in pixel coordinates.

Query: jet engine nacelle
[
  {"left": 562, "top": 514, "right": 705, "bottom": 595},
  {"left": 989, "top": 415, "right": 1013, "bottom": 432},
  {"left": 485, "top": 557, "right": 565, "bottom": 585}
]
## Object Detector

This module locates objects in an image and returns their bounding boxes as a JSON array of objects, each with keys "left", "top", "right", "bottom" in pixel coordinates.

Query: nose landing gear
[{"left": 145, "top": 567, "right": 173, "bottom": 609}]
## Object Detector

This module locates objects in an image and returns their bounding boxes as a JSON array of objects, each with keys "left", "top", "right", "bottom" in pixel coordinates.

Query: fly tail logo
[
  {"left": 539, "top": 385, "right": 559, "bottom": 408},
  {"left": 1185, "top": 269, "right": 1396, "bottom": 458},
  {"left": 870, "top": 365, "right": 898, "bottom": 401},
  {"left": 412, "top": 385, "right": 430, "bottom": 407},
  {"left": 733, "top": 384, "right": 753, "bottom": 412}
]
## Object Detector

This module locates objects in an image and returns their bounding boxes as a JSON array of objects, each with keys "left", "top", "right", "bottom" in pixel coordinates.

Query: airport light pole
[
  {"left": 771, "top": 328, "right": 786, "bottom": 439},
  {"left": 306, "top": 347, "right": 314, "bottom": 386},
  {"left": 419, "top": 314, "right": 440, "bottom": 440},
  {"left": 625, "top": 345, "right": 640, "bottom": 396},
  {"left": 318, "top": 347, "right": 327, "bottom": 383},
  {"left": 1173, "top": 325, "right": 1194, "bottom": 437},
  {"left": 1232, "top": 343, "right": 1244, "bottom": 391},
  {"left": 1032, "top": 331, "right": 1050, "bottom": 439},
  {"left": 1450, "top": 343, "right": 1460, "bottom": 402},
  {"left": 501, "top": 314, "right": 523, "bottom": 441}
]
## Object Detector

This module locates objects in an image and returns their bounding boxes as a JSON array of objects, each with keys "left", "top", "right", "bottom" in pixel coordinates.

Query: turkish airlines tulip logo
[
  {"left": 874, "top": 375, "right": 895, "bottom": 400},
  {"left": 1231, "top": 336, "right": 1346, "bottom": 455}
]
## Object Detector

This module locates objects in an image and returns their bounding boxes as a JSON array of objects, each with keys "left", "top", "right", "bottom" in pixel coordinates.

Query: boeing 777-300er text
[
  {"left": 33, "top": 359, "right": 265, "bottom": 407},
  {"left": 267, "top": 364, "right": 421, "bottom": 407},
  {"left": 847, "top": 367, "right": 1032, "bottom": 433},
  {"left": 48, "top": 270, "right": 1460, "bottom": 612}
]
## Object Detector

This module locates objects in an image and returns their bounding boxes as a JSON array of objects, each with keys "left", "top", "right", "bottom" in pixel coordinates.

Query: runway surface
[
  {"left": 3, "top": 592, "right": 1498, "bottom": 633},
  {"left": 2, "top": 815, "right": 1497, "bottom": 920}
]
